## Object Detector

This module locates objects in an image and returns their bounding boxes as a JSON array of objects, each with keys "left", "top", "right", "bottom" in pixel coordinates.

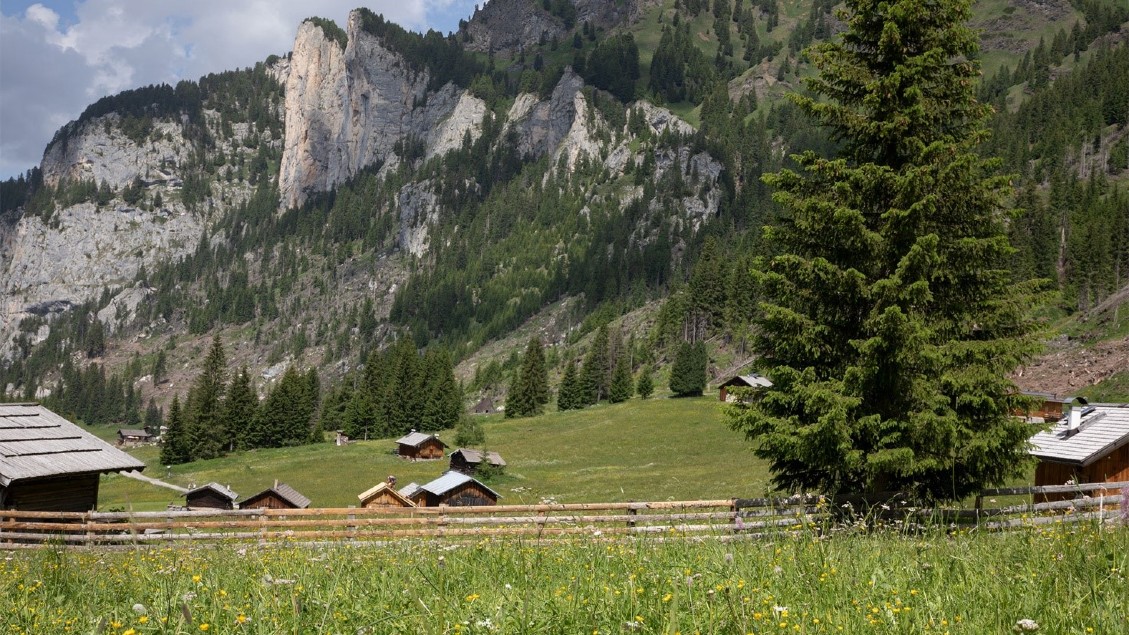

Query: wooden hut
[
  {"left": 472, "top": 397, "right": 496, "bottom": 415},
  {"left": 185, "top": 482, "right": 238, "bottom": 510},
  {"left": 395, "top": 430, "right": 448, "bottom": 460},
  {"left": 117, "top": 428, "right": 152, "bottom": 445},
  {"left": 717, "top": 373, "right": 773, "bottom": 402},
  {"left": 413, "top": 471, "right": 500, "bottom": 507},
  {"left": 239, "top": 481, "right": 311, "bottom": 510},
  {"left": 358, "top": 478, "right": 417, "bottom": 508},
  {"left": 1016, "top": 391, "right": 1074, "bottom": 422},
  {"left": 0, "top": 403, "right": 145, "bottom": 511},
  {"left": 1028, "top": 401, "right": 1129, "bottom": 501},
  {"left": 449, "top": 448, "right": 506, "bottom": 475}
]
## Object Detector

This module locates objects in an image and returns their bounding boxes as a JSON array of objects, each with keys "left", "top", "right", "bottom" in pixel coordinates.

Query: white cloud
[{"left": 0, "top": 0, "right": 477, "bottom": 178}]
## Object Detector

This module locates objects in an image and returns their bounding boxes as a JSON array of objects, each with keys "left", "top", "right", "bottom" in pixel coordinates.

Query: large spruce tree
[
  {"left": 506, "top": 338, "right": 550, "bottom": 418},
  {"left": 728, "top": 0, "right": 1040, "bottom": 502},
  {"left": 159, "top": 396, "right": 190, "bottom": 465}
]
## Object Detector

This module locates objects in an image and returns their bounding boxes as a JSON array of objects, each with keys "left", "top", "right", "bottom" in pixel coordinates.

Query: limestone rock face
[
  {"left": 506, "top": 69, "right": 586, "bottom": 160},
  {"left": 279, "top": 13, "right": 487, "bottom": 209},
  {"left": 40, "top": 117, "right": 193, "bottom": 189},
  {"left": 0, "top": 202, "right": 204, "bottom": 347},
  {"left": 396, "top": 181, "right": 439, "bottom": 257},
  {"left": 460, "top": 0, "right": 647, "bottom": 55}
]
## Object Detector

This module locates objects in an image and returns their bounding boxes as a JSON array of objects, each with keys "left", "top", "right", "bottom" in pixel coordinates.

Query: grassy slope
[{"left": 97, "top": 395, "right": 772, "bottom": 511}]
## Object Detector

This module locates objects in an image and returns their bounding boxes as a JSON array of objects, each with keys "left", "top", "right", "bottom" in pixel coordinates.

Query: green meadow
[{"left": 96, "top": 397, "right": 772, "bottom": 511}]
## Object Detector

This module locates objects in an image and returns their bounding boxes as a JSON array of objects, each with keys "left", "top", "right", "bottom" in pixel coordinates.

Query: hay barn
[
  {"left": 0, "top": 403, "right": 145, "bottom": 511},
  {"left": 239, "top": 481, "right": 311, "bottom": 510},
  {"left": 413, "top": 471, "right": 499, "bottom": 507},
  {"left": 185, "top": 482, "right": 238, "bottom": 510},
  {"left": 396, "top": 430, "right": 448, "bottom": 460},
  {"left": 1029, "top": 401, "right": 1129, "bottom": 501},
  {"left": 449, "top": 448, "right": 506, "bottom": 475}
]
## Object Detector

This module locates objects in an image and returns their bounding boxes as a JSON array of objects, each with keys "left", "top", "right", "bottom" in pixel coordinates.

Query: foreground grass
[
  {"left": 3, "top": 522, "right": 1126, "bottom": 634},
  {"left": 97, "top": 397, "right": 771, "bottom": 511}
]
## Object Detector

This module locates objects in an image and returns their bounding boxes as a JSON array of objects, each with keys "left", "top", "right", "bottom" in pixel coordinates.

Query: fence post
[
  {"left": 626, "top": 503, "right": 638, "bottom": 530},
  {"left": 347, "top": 505, "right": 357, "bottom": 540},
  {"left": 438, "top": 504, "right": 447, "bottom": 537}
]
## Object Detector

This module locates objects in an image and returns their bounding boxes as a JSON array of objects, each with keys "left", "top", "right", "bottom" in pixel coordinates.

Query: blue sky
[{"left": 0, "top": 1, "right": 482, "bottom": 179}]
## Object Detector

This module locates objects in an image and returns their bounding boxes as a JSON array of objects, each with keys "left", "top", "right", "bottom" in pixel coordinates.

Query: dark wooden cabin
[
  {"left": 358, "top": 479, "right": 416, "bottom": 508},
  {"left": 396, "top": 430, "right": 448, "bottom": 460},
  {"left": 1016, "top": 391, "right": 1074, "bottom": 422},
  {"left": 717, "top": 373, "right": 773, "bottom": 402},
  {"left": 472, "top": 397, "right": 496, "bottom": 415},
  {"left": 413, "top": 471, "right": 499, "bottom": 507},
  {"left": 449, "top": 448, "right": 506, "bottom": 475},
  {"left": 1028, "top": 402, "right": 1129, "bottom": 502},
  {"left": 239, "top": 481, "right": 311, "bottom": 510},
  {"left": 117, "top": 428, "right": 152, "bottom": 445},
  {"left": 0, "top": 403, "right": 145, "bottom": 512},
  {"left": 185, "top": 482, "right": 238, "bottom": 510}
]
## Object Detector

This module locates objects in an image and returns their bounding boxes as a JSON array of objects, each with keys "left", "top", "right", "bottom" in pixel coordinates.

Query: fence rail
[{"left": 2, "top": 484, "right": 1125, "bottom": 548}]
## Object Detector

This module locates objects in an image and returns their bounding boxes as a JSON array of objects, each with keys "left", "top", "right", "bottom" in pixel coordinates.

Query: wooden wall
[
  {"left": 1035, "top": 446, "right": 1129, "bottom": 502},
  {"left": 418, "top": 482, "right": 497, "bottom": 507},
  {"left": 399, "top": 439, "right": 446, "bottom": 460},
  {"left": 186, "top": 491, "right": 234, "bottom": 510},
  {"left": 1, "top": 474, "right": 100, "bottom": 512},
  {"left": 361, "top": 489, "right": 413, "bottom": 508}
]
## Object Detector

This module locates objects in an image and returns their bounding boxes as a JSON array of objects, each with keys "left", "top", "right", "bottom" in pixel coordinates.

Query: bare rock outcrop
[
  {"left": 279, "top": 13, "right": 487, "bottom": 209},
  {"left": 40, "top": 117, "right": 193, "bottom": 189}
]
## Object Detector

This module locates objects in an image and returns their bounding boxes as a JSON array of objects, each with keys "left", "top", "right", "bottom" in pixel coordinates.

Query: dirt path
[{"left": 120, "top": 470, "right": 189, "bottom": 493}]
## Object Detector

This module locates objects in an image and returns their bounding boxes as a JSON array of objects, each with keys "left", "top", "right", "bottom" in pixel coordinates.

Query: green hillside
[{"left": 97, "top": 395, "right": 773, "bottom": 511}]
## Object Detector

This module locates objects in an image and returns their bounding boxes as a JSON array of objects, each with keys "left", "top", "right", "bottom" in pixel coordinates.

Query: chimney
[
  {"left": 1065, "top": 397, "right": 1088, "bottom": 435},
  {"left": 274, "top": 479, "right": 279, "bottom": 488},
  {"left": 387, "top": 475, "right": 397, "bottom": 486}
]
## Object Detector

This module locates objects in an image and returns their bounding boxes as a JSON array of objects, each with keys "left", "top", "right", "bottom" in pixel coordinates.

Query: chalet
[
  {"left": 1028, "top": 400, "right": 1129, "bottom": 500},
  {"left": 358, "top": 477, "right": 416, "bottom": 508},
  {"left": 239, "top": 481, "right": 311, "bottom": 510},
  {"left": 1017, "top": 391, "right": 1074, "bottom": 422},
  {"left": 185, "top": 482, "right": 239, "bottom": 510},
  {"left": 472, "top": 397, "right": 496, "bottom": 415},
  {"left": 117, "top": 428, "right": 152, "bottom": 445},
  {"left": 412, "top": 471, "right": 500, "bottom": 507},
  {"left": 396, "top": 430, "right": 448, "bottom": 460},
  {"left": 449, "top": 448, "right": 506, "bottom": 475},
  {"left": 717, "top": 373, "right": 773, "bottom": 402},
  {"left": 0, "top": 403, "right": 145, "bottom": 511}
]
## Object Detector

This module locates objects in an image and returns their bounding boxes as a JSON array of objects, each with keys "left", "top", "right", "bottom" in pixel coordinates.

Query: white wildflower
[{"left": 1013, "top": 618, "right": 1040, "bottom": 632}]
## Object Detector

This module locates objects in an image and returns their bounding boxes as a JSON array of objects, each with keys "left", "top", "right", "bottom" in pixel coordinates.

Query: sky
[{"left": 0, "top": 0, "right": 482, "bottom": 180}]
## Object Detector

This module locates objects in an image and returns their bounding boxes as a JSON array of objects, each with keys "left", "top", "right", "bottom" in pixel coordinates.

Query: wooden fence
[{"left": 1, "top": 483, "right": 1125, "bottom": 548}]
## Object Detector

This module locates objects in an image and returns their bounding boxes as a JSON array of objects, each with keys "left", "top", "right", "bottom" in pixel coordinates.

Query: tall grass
[{"left": 4, "top": 520, "right": 1126, "bottom": 634}]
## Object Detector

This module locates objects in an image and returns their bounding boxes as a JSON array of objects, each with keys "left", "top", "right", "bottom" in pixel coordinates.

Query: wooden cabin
[
  {"left": 1028, "top": 402, "right": 1129, "bottom": 502},
  {"left": 239, "top": 481, "right": 311, "bottom": 510},
  {"left": 472, "top": 397, "right": 496, "bottom": 415},
  {"left": 185, "top": 482, "right": 238, "bottom": 510},
  {"left": 0, "top": 403, "right": 145, "bottom": 511},
  {"left": 412, "top": 471, "right": 500, "bottom": 507},
  {"left": 1016, "top": 391, "right": 1074, "bottom": 422},
  {"left": 449, "top": 448, "right": 506, "bottom": 475},
  {"left": 717, "top": 373, "right": 773, "bottom": 402},
  {"left": 395, "top": 430, "right": 448, "bottom": 460},
  {"left": 117, "top": 428, "right": 152, "bottom": 445},
  {"left": 358, "top": 478, "right": 416, "bottom": 508}
]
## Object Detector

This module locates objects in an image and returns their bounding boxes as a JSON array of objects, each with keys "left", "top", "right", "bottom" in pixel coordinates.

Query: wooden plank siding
[
  {"left": 186, "top": 491, "right": 235, "bottom": 510},
  {"left": 416, "top": 480, "right": 497, "bottom": 507},
  {"left": 239, "top": 492, "right": 297, "bottom": 510},
  {"left": 399, "top": 438, "right": 446, "bottom": 460},
  {"left": 1, "top": 474, "right": 100, "bottom": 512},
  {"left": 361, "top": 488, "right": 414, "bottom": 508},
  {"left": 1035, "top": 445, "right": 1129, "bottom": 502}
]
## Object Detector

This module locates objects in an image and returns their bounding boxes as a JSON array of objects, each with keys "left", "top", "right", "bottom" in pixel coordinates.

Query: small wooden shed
[
  {"left": 1017, "top": 391, "right": 1074, "bottom": 422},
  {"left": 718, "top": 373, "right": 773, "bottom": 402},
  {"left": 449, "top": 448, "right": 506, "bottom": 475},
  {"left": 472, "top": 397, "right": 496, "bottom": 415},
  {"left": 0, "top": 403, "right": 145, "bottom": 511},
  {"left": 117, "top": 428, "right": 152, "bottom": 445},
  {"left": 413, "top": 471, "right": 500, "bottom": 507},
  {"left": 358, "top": 479, "right": 417, "bottom": 508},
  {"left": 1028, "top": 402, "right": 1129, "bottom": 501},
  {"left": 239, "top": 481, "right": 311, "bottom": 510},
  {"left": 185, "top": 482, "right": 238, "bottom": 510},
  {"left": 396, "top": 430, "right": 448, "bottom": 460}
]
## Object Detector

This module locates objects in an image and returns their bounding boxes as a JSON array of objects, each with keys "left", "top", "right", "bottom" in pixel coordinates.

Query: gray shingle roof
[
  {"left": 452, "top": 448, "right": 506, "bottom": 466},
  {"left": 419, "top": 471, "right": 500, "bottom": 499},
  {"left": 396, "top": 431, "right": 447, "bottom": 448},
  {"left": 0, "top": 403, "right": 145, "bottom": 487},
  {"left": 722, "top": 374, "right": 773, "bottom": 388},
  {"left": 397, "top": 482, "right": 422, "bottom": 500},
  {"left": 118, "top": 429, "right": 151, "bottom": 438},
  {"left": 187, "top": 482, "right": 238, "bottom": 502},
  {"left": 1029, "top": 404, "right": 1129, "bottom": 466},
  {"left": 245, "top": 482, "right": 310, "bottom": 508}
]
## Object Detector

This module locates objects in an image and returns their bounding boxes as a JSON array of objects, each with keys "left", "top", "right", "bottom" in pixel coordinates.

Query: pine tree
[
  {"left": 222, "top": 366, "right": 258, "bottom": 451},
  {"left": 506, "top": 338, "right": 550, "bottom": 418},
  {"left": 609, "top": 348, "right": 633, "bottom": 403},
  {"left": 455, "top": 414, "right": 485, "bottom": 447},
  {"left": 579, "top": 326, "right": 611, "bottom": 405},
  {"left": 669, "top": 341, "right": 707, "bottom": 397},
  {"left": 159, "top": 396, "right": 191, "bottom": 465},
  {"left": 421, "top": 347, "right": 463, "bottom": 431},
  {"left": 636, "top": 368, "right": 654, "bottom": 399},
  {"left": 185, "top": 334, "right": 228, "bottom": 459},
  {"left": 727, "top": 0, "right": 1040, "bottom": 503},
  {"left": 557, "top": 357, "right": 581, "bottom": 411},
  {"left": 387, "top": 338, "right": 424, "bottom": 434}
]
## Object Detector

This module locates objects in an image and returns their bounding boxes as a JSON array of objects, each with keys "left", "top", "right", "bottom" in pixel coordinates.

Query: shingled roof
[
  {"left": 242, "top": 482, "right": 311, "bottom": 509},
  {"left": 419, "top": 471, "right": 501, "bottom": 499},
  {"left": 451, "top": 448, "right": 506, "bottom": 467},
  {"left": 0, "top": 403, "right": 145, "bottom": 487},
  {"left": 1029, "top": 404, "right": 1129, "bottom": 466},
  {"left": 396, "top": 431, "right": 447, "bottom": 448}
]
